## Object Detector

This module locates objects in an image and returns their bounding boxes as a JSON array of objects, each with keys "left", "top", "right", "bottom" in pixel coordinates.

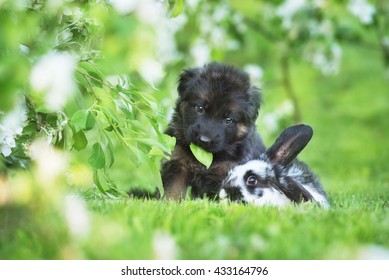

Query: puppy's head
[{"left": 176, "top": 62, "right": 261, "bottom": 153}]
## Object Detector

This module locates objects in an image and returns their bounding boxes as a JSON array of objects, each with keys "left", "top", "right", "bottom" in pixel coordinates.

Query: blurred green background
[{"left": 0, "top": 0, "right": 388, "bottom": 259}]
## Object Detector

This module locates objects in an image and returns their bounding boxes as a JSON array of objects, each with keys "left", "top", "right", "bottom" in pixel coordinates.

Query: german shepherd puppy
[{"left": 162, "top": 62, "right": 265, "bottom": 200}]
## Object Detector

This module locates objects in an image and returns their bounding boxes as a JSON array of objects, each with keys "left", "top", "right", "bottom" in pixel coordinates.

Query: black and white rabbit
[{"left": 219, "top": 124, "right": 329, "bottom": 208}]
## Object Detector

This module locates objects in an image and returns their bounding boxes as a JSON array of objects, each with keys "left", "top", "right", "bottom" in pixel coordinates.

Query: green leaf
[
  {"left": 93, "top": 170, "right": 119, "bottom": 198},
  {"left": 105, "top": 137, "right": 115, "bottom": 168},
  {"left": 135, "top": 138, "right": 170, "bottom": 154},
  {"left": 88, "top": 143, "right": 106, "bottom": 169},
  {"left": 148, "top": 146, "right": 165, "bottom": 158},
  {"left": 158, "top": 134, "right": 176, "bottom": 158},
  {"left": 56, "top": 124, "right": 74, "bottom": 150},
  {"left": 98, "top": 106, "right": 121, "bottom": 126},
  {"left": 77, "top": 61, "right": 104, "bottom": 88},
  {"left": 73, "top": 130, "right": 88, "bottom": 151},
  {"left": 149, "top": 158, "right": 163, "bottom": 191},
  {"left": 93, "top": 170, "right": 108, "bottom": 196},
  {"left": 149, "top": 117, "right": 162, "bottom": 137},
  {"left": 169, "top": 0, "right": 184, "bottom": 17},
  {"left": 71, "top": 109, "right": 95, "bottom": 132},
  {"left": 84, "top": 112, "right": 96, "bottom": 130},
  {"left": 114, "top": 97, "right": 133, "bottom": 119},
  {"left": 190, "top": 144, "right": 213, "bottom": 169}
]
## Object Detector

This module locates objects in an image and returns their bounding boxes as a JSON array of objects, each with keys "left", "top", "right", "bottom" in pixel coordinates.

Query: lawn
[
  {"left": 87, "top": 196, "right": 389, "bottom": 259},
  {"left": 2, "top": 194, "right": 388, "bottom": 259}
]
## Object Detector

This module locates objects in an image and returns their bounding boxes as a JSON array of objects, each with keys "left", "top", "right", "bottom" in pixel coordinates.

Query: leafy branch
[{"left": 280, "top": 54, "right": 302, "bottom": 123}]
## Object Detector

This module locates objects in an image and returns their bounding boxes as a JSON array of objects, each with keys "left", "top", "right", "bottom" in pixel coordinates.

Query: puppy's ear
[
  {"left": 177, "top": 67, "right": 202, "bottom": 98},
  {"left": 247, "top": 86, "right": 262, "bottom": 121},
  {"left": 266, "top": 124, "right": 313, "bottom": 166}
]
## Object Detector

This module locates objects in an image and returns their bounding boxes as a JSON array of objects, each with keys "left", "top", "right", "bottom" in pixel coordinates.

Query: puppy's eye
[
  {"left": 195, "top": 105, "right": 204, "bottom": 114},
  {"left": 246, "top": 175, "right": 258, "bottom": 187},
  {"left": 224, "top": 117, "right": 233, "bottom": 125}
]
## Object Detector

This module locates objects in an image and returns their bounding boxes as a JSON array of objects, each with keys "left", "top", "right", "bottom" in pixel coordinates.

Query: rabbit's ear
[
  {"left": 278, "top": 177, "right": 314, "bottom": 203},
  {"left": 266, "top": 124, "right": 313, "bottom": 165}
]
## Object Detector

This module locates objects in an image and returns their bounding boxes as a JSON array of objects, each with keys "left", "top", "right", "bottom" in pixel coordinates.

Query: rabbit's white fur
[{"left": 219, "top": 185, "right": 290, "bottom": 207}]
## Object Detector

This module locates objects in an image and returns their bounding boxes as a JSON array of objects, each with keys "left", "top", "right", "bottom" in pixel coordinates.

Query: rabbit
[{"left": 219, "top": 124, "right": 329, "bottom": 208}]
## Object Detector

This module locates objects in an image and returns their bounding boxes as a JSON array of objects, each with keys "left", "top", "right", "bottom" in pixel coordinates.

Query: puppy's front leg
[{"left": 161, "top": 159, "right": 189, "bottom": 201}]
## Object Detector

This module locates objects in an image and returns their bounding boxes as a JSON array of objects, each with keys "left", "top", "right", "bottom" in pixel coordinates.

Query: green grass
[
  {"left": 85, "top": 197, "right": 389, "bottom": 259},
  {"left": 2, "top": 196, "right": 388, "bottom": 259}
]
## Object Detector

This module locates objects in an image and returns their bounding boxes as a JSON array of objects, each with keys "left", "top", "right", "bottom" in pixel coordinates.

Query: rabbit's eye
[{"left": 246, "top": 175, "right": 258, "bottom": 187}]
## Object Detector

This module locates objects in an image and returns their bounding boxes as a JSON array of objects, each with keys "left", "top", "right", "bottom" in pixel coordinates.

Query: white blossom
[
  {"left": 0, "top": 144, "right": 12, "bottom": 158},
  {"left": 110, "top": 0, "right": 184, "bottom": 80},
  {"left": 190, "top": 40, "right": 211, "bottom": 66},
  {"left": 47, "top": 0, "right": 65, "bottom": 12},
  {"left": 0, "top": 99, "right": 27, "bottom": 157},
  {"left": 19, "top": 44, "right": 30, "bottom": 54},
  {"left": 212, "top": 4, "right": 230, "bottom": 22},
  {"left": 262, "top": 112, "right": 279, "bottom": 133},
  {"left": 153, "top": 230, "right": 179, "bottom": 259},
  {"left": 29, "top": 139, "right": 68, "bottom": 185},
  {"left": 276, "top": 0, "right": 307, "bottom": 29},
  {"left": 308, "top": 20, "right": 334, "bottom": 37},
  {"left": 382, "top": 37, "right": 389, "bottom": 48},
  {"left": 262, "top": 100, "right": 294, "bottom": 133},
  {"left": 64, "top": 195, "right": 90, "bottom": 238},
  {"left": 186, "top": 0, "right": 200, "bottom": 10},
  {"left": 136, "top": 0, "right": 165, "bottom": 25},
  {"left": 309, "top": 43, "right": 342, "bottom": 75},
  {"left": 30, "top": 52, "right": 76, "bottom": 112},
  {"left": 138, "top": 59, "right": 164, "bottom": 86},
  {"left": 244, "top": 64, "right": 264, "bottom": 87},
  {"left": 109, "top": 0, "right": 138, "bottom": 14},
  {"left": 210, "top": 27, "right": 228, "bottom": 48},
  {"left": 110, "top": 0, "right": 165, "bottom": 24},
  {"left": 155, "top": 14, "right": 187, "bottom": 65},
  {"left": 63, "top": 6, "right": 83, "bottom": 19},
  {"left": 313, "top": 0, "right": 326, "bottom": 8},
  {"left": 348, "top": 0, "right": 376, "bottom": 25},
  {"left": 278, "top": 100, "right": 294, "bottom": 115},
  {"left": 232, "top": 14, "right": 247, "bottom": 33},
  {"left": 250, "top": 234, "right": 268, "bottom": 252},
  {"left": 357, "top": 245, "right": 389, "bottom": 259}
]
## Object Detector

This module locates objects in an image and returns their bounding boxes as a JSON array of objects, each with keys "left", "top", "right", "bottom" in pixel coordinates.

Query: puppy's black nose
[{"left": 198, "top": 135, "right": 212, "bottom": 145}]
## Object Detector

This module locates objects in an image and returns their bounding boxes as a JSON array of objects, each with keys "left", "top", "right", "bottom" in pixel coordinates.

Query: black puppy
[{"left": 162, "top": 62, "right": 265, "bottom": 200}]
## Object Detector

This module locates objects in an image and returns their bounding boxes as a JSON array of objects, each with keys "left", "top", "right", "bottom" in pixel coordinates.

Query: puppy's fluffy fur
[{"left": 162, "top": 62, "right": 265, "bottom": 200}]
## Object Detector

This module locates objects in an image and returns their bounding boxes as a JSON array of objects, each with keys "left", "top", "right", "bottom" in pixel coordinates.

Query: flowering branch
[{"left": 280, "top": 55, "right": 302, "bottom": 124}]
